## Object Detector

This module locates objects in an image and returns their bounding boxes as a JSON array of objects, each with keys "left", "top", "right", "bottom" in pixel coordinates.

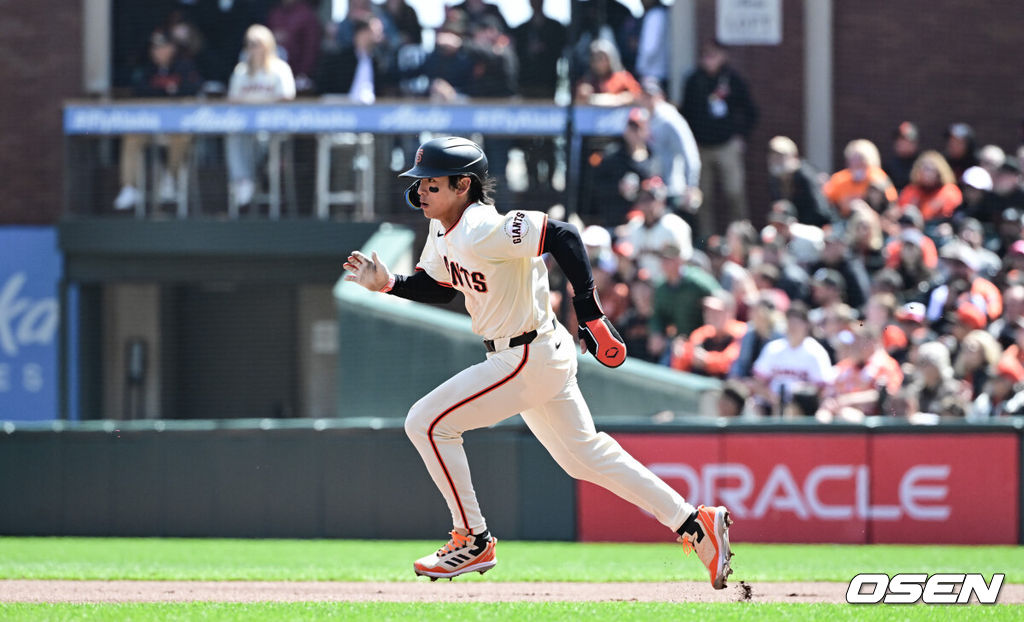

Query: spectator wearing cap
[
  {"left": 943, "top": 301, "right": 988, "bottom": 361},
  {"left": 926, "top": 240, "right": 1003, "bottom": 325},
  {"left": 810, "top": 230, "right": 871, "bottom": 309},
  {"left": 943, "top": 122, "right": 978, "bottom": 180},
  {"left": 766, "top": 136, "right": 835, "bottom": 227},
  {"left": 113, "top": 29, "right": 202, "bottom": 211},
  {"left": 618, "top": 177, "right": 693, "bottom": 283},
  {"left": 749, "top": 301, "right": 835, "bottom": 416},
  {"left": 585, "top": 108, "right": 656, "bottom": 227},
  {"left": 638, "top": 79, "right": 703, "bottom": 220},
  {"left": 648, "top": 241, "right": 722, "bottom": 363},
  {"left": 990, "top": 284, "right": 1024, "bottom": 348},
  {"left": 809, "top": 268, "right": 846, "bottom": 312},
  {"left": 884, "top": 121, "right": 921, "bottom": 191},
  {"left": 758, "top": 238, "right": 811, "bottom": 305},
  {"left": 762, "top": 200, "right": 824, "bottom": 267},
  {"left": 706, "top": 238, "right": 755, "bottom": 306},
  {"left": 956, "top": 166, "right": 999, "bottom": 226},
  {"left": 996, "top": 317, "right": 1024, "bottom": 384},
  {"left": 575, "top": 38, "right": 642, "bottom": 106},
  {"left": 996, "top": 208, "right": 1024, "bottom": 258},
  {"left": 823, "top": 139, "right": 899, "bottom": 218},
  {"left": 977, "top": 144, "right": 1007, "bottom": 178},
  {"left": 681, "top": 39, "right": 759, "bottom": 236},
  {"left": 819, "top": 323, "right": 903, "bottom": 420},
  {"left": 954, "top": 329, "right": 1002, "bottom": 401},
  {"left": 897, "top": 151, "right": 963, "bottom": 223},
  {"left": 870, "top": 268, "right": 905, "bottom": 299},
  {"left": 884, "top": 205, "right": 939, "bottom": 272},
  {"left": 894, "top": 301, "right": 929, "bottom": 342},
  {"left": 716, "top": 379, "right": 754, "bottom": 417},
  {"left": 991, "top": 157, "right": 1024, "bottom": 218},
  {"left": 968, "top": 357, "right": 1024, "bottom": 419},
  {"left": 908, "top": 342, "right": 966, "bottom": 416},
  {"left": 729, "top": 292, "right": 783, "bottom": 379},
  {"left": 670, "top": 292, "right": 747, "bottom": 378}
]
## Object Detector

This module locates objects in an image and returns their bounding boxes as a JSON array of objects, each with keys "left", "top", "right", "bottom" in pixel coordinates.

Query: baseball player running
[{"left": 344, "top": 136, "right": 733, "bottom": 589}]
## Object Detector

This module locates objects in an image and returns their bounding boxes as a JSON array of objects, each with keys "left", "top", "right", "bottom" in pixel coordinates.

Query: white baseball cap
[{"left": 962, "top": 166, "right": 993, "bottom": 191}]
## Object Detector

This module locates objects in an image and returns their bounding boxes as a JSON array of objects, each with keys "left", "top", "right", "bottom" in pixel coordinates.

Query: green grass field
[{"left": 1, "top": 538, "right": 1022, "bottom": 621}]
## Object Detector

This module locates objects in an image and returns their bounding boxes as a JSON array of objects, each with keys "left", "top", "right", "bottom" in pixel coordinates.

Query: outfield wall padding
[{"left": 0, "top": 419, "right": 1020, "bottom": 543}]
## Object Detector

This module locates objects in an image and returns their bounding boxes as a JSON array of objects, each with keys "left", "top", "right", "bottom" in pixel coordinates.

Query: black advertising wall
[{"left": 0, "top": 421, "right": 575, "bottom": 541}]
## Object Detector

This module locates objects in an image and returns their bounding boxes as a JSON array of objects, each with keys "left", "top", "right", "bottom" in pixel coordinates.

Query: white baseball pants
[{"left": 404, "top": 321, "right": 695, "bottom": 535}]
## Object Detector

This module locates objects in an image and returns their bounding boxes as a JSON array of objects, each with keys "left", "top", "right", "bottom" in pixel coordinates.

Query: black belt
[{"left": 483, "top": 329, "right": 538, "bottom": 353}]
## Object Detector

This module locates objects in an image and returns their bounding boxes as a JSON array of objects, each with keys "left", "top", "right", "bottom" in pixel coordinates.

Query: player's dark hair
[{"left": 449, "top": 174, "right": 496, "bottom": 205}]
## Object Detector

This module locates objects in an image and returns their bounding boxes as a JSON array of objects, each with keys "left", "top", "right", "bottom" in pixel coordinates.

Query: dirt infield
[{"left": 1, "top": 580, "right": 1022, "bottom": 604}]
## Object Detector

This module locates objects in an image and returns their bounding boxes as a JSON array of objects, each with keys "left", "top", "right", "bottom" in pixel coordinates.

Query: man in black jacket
[
  {"left": 681, "top": 40, "right": 758, "bottom": 237},
  {"left": 766, "top": 136, "right": 835, "bottom": 227}
]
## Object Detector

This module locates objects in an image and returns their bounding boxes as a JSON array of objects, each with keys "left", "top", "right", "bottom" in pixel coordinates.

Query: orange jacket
[
  {"left": 971, "top": 277, "right": 1003, "bottom": 320},
  {"left": 897, "top": 183, "right": 963, "bottom": 221},
  {"left": 823, "top": 167, "right": 898, "bottom": 215},
  {"left": 884, "top": 236, "right": 939, "bottom": 270},
  {"left": 670, "top": 319, "right": 747, "bottom": 377}
]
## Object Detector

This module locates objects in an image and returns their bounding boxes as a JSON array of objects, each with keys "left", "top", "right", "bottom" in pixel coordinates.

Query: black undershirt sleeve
[
  {"left": 388, "top": 270, "right": 457, "bottom": 304},
  {"left": 542, "top": 219, "right": 595, "bottom": 298}
]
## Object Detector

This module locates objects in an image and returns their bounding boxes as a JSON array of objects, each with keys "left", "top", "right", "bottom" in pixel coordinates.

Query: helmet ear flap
[{"left": 405, "top": 180, "right": 422, "bottom": 209}]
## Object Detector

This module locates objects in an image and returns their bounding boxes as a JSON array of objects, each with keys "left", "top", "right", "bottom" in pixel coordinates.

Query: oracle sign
[{"left": 577, "top": 433, "right": 1018, "bottom": 544}]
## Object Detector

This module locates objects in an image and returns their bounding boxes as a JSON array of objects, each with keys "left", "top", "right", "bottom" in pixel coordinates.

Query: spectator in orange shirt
[
  {"left": 823, "top": 139, "right": 899, "bottom": 218},
  {"left": 897, "top": 151, "right": 963, "bottom": 223},
  {"left": 926, "top": 240, "right": 1003, "bottom": 324},
  {"left": 996, "top": 317, "right": 1024, "bottom": 383},
  {"left": 670, "top": 292, "right": 747, "bottom": 378},
  {"left": 574, "top": 38, "right": 641, "bottom": 106},
  {"left": 818, "top": 323, "right": 903, "bottom": 420},
  {"left": 884, "top": 206, "right": 938, "bottom": 271}
]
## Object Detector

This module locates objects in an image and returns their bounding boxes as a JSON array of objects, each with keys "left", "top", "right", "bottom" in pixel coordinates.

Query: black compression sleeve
[
  {"left": 389, "top": 270, "right": 457, "bottom": 304},
  {"left": 542, "top": 219, "right": 595, "bottom": 298}
]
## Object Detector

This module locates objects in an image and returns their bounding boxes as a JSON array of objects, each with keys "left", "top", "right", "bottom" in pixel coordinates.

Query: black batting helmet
[{"left": 400, "top": 136, "right": 488, "bottom": 180}]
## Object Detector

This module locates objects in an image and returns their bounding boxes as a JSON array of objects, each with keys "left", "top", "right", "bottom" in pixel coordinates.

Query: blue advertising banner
[
  {"left": 0, "top": 227, "right": 61, "bottom": 421},
  {"left": 63, "top": 102, "right": 630, "bottom": 137}
]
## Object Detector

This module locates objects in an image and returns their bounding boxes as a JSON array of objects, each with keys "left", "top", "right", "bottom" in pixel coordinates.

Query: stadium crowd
[{"left": 115, "top": 1, "right": 1024, "bottom": 419}]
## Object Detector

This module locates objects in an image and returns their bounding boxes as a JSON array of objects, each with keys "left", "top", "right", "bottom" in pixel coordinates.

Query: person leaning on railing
[{"left": 225, "top": 24, "right": 296, "bottom": 208}]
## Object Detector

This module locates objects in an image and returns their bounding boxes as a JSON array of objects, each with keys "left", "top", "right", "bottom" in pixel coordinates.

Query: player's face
[{"left": 417, "top": 176, "right": 470, "bottom": 223}]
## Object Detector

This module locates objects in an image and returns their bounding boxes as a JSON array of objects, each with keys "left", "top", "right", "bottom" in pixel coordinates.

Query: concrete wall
[
  {"left": 102, "top": 284, "right": 162, "bottom": 419},
  {"left": 298, "top": 285, "right": 338, "bottom": 418}
]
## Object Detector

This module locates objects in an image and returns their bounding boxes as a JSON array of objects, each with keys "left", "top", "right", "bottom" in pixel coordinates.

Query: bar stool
[
  {"left": 227, "top": 133, "right": 296, "bottom": 219},
  {"left": 138, "top": 135, "right": 199, "bottom": 219},
  {"left": 315, "top": 132, "right": 375, "bottom": 220}
]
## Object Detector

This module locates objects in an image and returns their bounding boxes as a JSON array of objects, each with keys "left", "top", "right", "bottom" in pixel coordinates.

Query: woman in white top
[{"left": 226, "top": 25, "right": 296, "bottom": 208}]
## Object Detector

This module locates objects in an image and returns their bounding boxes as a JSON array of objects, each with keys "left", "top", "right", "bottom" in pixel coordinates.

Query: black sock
[
  {"left": 474, "top": 529, "right": 491, "bottom": 542},
  {"left": 675, "top": 511, "right": 700, "bottom": 538}
]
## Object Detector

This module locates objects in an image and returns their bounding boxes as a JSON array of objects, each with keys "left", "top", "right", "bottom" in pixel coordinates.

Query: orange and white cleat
[
  {"left": 678, "top": 505, "right": 734, "bottom": 589},
  {"left": 414, "top": 530, "right": 497, "bottom": 581}
]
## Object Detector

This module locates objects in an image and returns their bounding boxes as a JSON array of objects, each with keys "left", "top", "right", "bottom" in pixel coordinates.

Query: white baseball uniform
[{"left": 403, "top": 202, "right": 696, "bottom": 535}]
